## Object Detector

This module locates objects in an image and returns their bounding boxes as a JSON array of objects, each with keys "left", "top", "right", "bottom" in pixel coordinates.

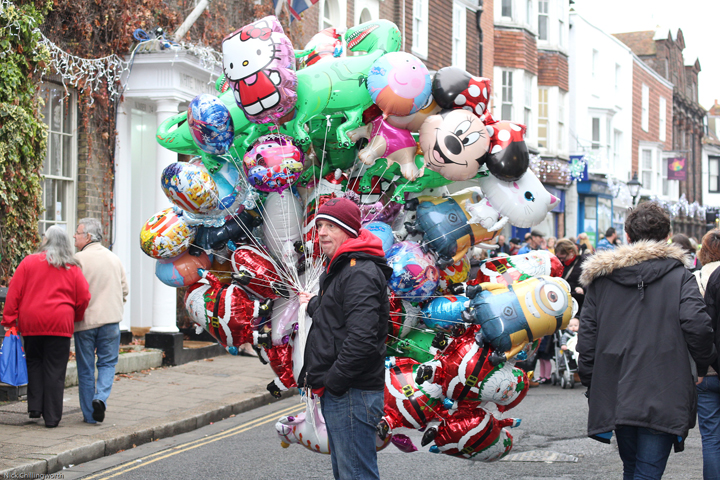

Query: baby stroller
[{"left": 550, "top": 329, "right": 579, "bottom": 389}]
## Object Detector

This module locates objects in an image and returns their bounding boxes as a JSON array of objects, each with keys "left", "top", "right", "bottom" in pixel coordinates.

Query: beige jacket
[{"left": 74, "top": 242, "right": 128, "bottom": 332}]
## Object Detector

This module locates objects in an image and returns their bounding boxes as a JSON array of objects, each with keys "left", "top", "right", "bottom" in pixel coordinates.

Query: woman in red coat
[{"left": 2, "top": 226, "right": 90, "bottom": 427}]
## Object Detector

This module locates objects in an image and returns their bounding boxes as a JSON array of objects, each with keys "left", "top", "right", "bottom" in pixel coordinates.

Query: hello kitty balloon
[
  {"left": 467, "top": 169, "right": 560, "bottom": 230},
  {"left": 222, "top": 16, "right": 297, "bottom": 124}
]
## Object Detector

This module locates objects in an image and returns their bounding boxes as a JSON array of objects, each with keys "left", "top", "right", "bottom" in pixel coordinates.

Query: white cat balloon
[{"left": 467, "top": 169, "right": 559, "bottom": 230}]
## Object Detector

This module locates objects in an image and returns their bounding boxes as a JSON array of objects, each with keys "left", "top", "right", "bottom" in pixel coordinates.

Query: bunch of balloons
[{"left": 142, "top": 15, "right": 577, "bottom": 461}]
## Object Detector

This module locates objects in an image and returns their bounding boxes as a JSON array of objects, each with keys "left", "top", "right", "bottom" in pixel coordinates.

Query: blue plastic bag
[{"left": 0, "top": 327, "right": 28, "bottom": 386}]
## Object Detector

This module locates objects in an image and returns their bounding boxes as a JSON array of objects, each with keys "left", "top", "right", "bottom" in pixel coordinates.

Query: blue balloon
[
  {"left": 421, "top": 295, "right": 469, "bottom": 333},
  {"left": 385, "top": 241, "right": 439, "bottom": 301},
  {"left": 365, "top": 221, "right": 394, "bottom": 254},
  {"left": 187, "top": 94, "right": 235, "bottom": 155}
]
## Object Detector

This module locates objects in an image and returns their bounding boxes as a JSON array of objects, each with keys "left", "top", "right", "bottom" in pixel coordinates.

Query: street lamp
[{"left": 627, "top": 173, "right": 642, "bottom": 206}]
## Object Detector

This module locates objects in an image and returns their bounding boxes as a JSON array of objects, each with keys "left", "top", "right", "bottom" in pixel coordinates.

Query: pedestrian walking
[
  {"left": 1, "top": 226, "right": 90, "bottom": 428},
  {"left": 672, "top": 233, "right": 700, "bottom": 272},
  {"left": 596, "top": 227, "right": 618, "bottom": 251},
  {"left": 694, "top": 229, "right": 720, "bottom": 479},
  {"left": 490, "top": 235, "right": 511, "bottom": 257},
  {"left": 554, "top": 238, "right": 590, "bottom": 316},
  {"left": 298, "top": 198, "right": 391, "bottom": 480},
  {"left": 578, "top": 201, "right": 717, "bottom": 479},
  {"left": 73, "top": 218, "right": 128, "bottom": 424},
  {"left": 517, "top": 230, "right": 545, "bottom": 255}
]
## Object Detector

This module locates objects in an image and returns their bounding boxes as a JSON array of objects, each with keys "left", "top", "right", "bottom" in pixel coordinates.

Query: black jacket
[
  {"left": 700, "top": 261, "right": 720, "bottom": 374},
  {"left": 577, "top": 241, "right": 716, "bottom": 442},
  {"left": 301, "top": 230, "right": 392, "bottom": 396},
  {"left": 562, "top": 253, "right": 590, "bottom": 316}
]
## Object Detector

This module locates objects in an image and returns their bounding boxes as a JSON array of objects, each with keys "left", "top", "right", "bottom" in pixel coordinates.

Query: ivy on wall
[{"left": 0, "top": 0, "right": 50, "bottom": 282}]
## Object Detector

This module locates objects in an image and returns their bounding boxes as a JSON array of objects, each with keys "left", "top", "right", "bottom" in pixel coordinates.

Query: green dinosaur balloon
[
  {"left": 387, "top": 329, "right": 439, "bottom": 364},
  {"left": 156, "top": 20, "right": 402, "bottom": 168}
]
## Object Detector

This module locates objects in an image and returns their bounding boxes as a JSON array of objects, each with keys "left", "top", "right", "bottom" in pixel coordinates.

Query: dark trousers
[{"left": 24, "top": 336, "right": 71, "bottom": 426}]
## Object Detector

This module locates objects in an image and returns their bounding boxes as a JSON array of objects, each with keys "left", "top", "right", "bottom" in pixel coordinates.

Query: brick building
[
  {"left": 614, "top": 28, "right": 706, "bottom": 237},
  {"left": 492, "top": 0, "right": 570, "bottom": 239},
  {"left": 702, "top": 100, "right": 720, "bottom": 215}
]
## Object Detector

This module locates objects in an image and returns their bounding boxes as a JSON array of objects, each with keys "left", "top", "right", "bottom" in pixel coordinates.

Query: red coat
[{"left": 2, "top": 253, "right": 91, "bottom": 337}]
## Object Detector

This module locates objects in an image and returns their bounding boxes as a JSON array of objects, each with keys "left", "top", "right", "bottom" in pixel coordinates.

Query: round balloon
[
  {"left": 365, "top": 221, "right": 394, "bottom": 254},
  {"left": 161, "top": 162, "right": 219, "bottom": 215},
  {"left": 386, "top": 241, "right": 439, "bottom": 301},
  {"left": 155, "top": 251, "right": 211, "bottom": 287},
  {"left": 222, "top": 16, "right": 297, "bottom": 124},
  {"left": 140, "top": 208, "right": 196, "bottom": 259},
  {"left": 243, "top": 134, "right": 305, "bottom": 193},
  {"left": 187, "top": 94, "right": 235, "bottom": 155},
  {"left": 367, "top": 52, "right": 431, "bottom": 116}
]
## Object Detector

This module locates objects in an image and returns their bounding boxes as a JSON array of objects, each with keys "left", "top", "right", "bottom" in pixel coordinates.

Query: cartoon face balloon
[
  {"left": 386, "top": 241, "right": 440, "bottom": 301},
  {"left": 222, "top": 16, "right": 297, "bottom": 124},
  {"left": 473, "top": 250, "right": 564, "bottom": 286},
  {"left": 419, "top": 109, "right": 491, "bottom": 181},
  {"left": 367, "top": 52, "right": 432, "bottom": 116},
  {"left": 186, "top": 94, "right": 235, "bottom": 155},
  {"left": 243, "top": 134, "right": 305, "bottom": 193},
  {"left": 140, "top": 208, "right": 196, "bottom": 259}
]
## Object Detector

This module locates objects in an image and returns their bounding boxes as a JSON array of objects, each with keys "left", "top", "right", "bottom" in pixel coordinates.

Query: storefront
[{"left": 577, "top": 180, "right": 613, "bottom": 247}]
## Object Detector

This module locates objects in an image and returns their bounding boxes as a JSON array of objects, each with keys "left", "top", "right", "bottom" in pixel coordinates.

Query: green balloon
[{"left": 387, "top": 329, "right": 438, "bottom": 364}]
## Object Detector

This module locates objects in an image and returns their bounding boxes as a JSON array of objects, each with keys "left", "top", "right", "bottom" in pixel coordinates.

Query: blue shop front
[{"left": 577, "top": 180, "right": 613, "bottom": 247}]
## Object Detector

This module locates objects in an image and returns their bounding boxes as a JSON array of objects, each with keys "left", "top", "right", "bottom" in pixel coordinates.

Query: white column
[
  {"left": 150, "top": 98, "right": 181, "bottom": 333},
  {"left": 114, "top": 102, "right": 133, "bottom": 332}
]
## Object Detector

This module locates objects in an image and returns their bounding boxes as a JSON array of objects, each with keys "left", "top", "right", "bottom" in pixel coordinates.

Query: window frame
[
  {"left": 641, "top": 148, "right": 653, "bottom": 191},
  {"left": 591, "top": 117, "right": 600, "bottom": 150},
  {"left": 501, "top": 70, "right": 513, "bottom": 120},
  {"left": 501, "top": 0, "right": 512, "bottom": 19},
  {"left": 710, "top": 156, "right": 720, "bottom": 193},
  {"left": 523, "top": 73, "right": 532, "bottom": 139},
  {"left": 659, "top": 96, "right": 667, "bottom": 142},
  {"left": 451, "top": 2, "right": 467, "bottom": 70},
  {"left": 39, "top": 83, "right": 77, "bottom": 235},
  {"left": 538, "top": 0, "right": 548, "bottom": 41},
  {"left": 641, "top": 83, "right": 649, "bottom": 132},
  {"left": 537, "top": 87, "right": 549, "bottom": 149},
  {"left": 412, "top": 0, "right": 429, "bottom": 58},
  {"left": 558, "top": 91, "right": 565, "bottom": 151}
]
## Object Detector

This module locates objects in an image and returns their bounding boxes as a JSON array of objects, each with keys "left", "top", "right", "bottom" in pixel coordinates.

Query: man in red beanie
[{"left": 299, "top": 197, "right": 392, "bottom": 480}]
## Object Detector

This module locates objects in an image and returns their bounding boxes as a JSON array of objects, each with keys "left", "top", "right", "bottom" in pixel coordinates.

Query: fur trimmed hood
[{"left": 579, "top": 240, "right": 691, "bottom": 288}]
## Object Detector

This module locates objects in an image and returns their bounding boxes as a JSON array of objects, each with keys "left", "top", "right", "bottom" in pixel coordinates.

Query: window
[
  {"left": 558, "top": 18, "right": 564, "bottom": 47},
  {"left": 39, "top": 84, "right": 76, "bottom": 234},
  {"left": 322, "top": 0, "right": 334, "bottom": 29},
  {"left": 659, "top": 97, "right": 667, "bottom": 142},
  {"left": 641, "top": 149, "right": 653, "bottom": 190},
  {"left": 592, "top": 49, "right": 598, "bottom": 78},
  {"left": 662, "top": 158, "right": 669, "bottom": 196},
  {"left": 502, "top": 0, "right": 512, "bottom": 18},
  {"left": 524, "top": 74, "right": 532, "bottom": 138},
  {"left": 613, "top": 130, "right": 621, "bottom": 171},
  {"left": 641, "top": 84, "right": 649, "bottom": 132},
  {"left": 614, "top": 64, "right": 621, "bottom": 93},
  {"left": 538, "top": 88, "right": 548, "bottom": 148},
  {"left": 526, "top": 0, "right": 532, "bottom": 25},
  {"left": 558, "top": 92, "right": 565, "bottom": 151},
  {"left": 656, "top": 150, "right": 662, "bottom": 195},
  {"left": 591, "top": 118, "right": 600, "bottom": 150},
  {"left": 538, "top": 0, "right": 548, "bottom": 40},
  {"left": 412, "top": 0, "right": 429, "bottom": 57},
  {"left": 359, "top": 8, "right": 372, "bottom": 23},
  {"left": 710, "top": 157, "right": 720, "bottom": 193},
  {"left": 452, "top": 2, "right": 467, "bottom": 70},
  {"left": 501, "top": 71, "right": 513, "bottom": 120}
]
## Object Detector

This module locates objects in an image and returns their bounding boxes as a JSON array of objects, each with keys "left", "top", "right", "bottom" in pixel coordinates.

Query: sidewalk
[{"left": 0, "top": 354, "right": 293, "bottom": 477}]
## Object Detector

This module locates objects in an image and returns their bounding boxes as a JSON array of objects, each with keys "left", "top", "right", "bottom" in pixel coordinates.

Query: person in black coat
[
  {"left": 554, "top": 238, "right": 589, "bottom": 317},
  {"left": 578, "top": 202, "right": 717, "bottom": 480},
  {"left": 298, "top": 198, "right": 392, "bottom": 480}
]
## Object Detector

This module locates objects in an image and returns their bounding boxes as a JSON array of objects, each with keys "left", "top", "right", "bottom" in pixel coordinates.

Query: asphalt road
[{"left": 61, "top": 383, "right": 705, "bottom": 480}]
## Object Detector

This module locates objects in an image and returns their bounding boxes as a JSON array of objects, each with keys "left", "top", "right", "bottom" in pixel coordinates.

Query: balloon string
[
  {"left": 389, "top": 313, "right": 467, "bottom": 326},
  {"left": 386, "top": 333, "right": 435, "bottom": 356}
]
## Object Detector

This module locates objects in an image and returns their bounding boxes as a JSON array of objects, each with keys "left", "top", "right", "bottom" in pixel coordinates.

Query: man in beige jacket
[{"left": 73, "top": 218, "right": 128, "bottom": 424}]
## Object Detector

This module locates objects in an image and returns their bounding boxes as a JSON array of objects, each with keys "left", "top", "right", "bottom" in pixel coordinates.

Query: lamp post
[{"left": 627, "top": 173, "right": 642, "bottom": 206}]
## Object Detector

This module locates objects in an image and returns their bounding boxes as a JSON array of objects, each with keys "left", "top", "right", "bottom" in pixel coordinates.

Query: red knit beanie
[{"left": 316, "top": 197, "right": 361, "bottom": 238}]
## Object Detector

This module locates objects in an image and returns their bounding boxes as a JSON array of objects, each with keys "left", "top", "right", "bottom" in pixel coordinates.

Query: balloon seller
[{"left": 298, "top": 198, "right": 392, "bottom": 480}]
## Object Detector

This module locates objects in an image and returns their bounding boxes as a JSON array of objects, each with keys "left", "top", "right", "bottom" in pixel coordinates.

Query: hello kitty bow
[{"left": 240, "top": 25, "right": 272, "bottom": 41}]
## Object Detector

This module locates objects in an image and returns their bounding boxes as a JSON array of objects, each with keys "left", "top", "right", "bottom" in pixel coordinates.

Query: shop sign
[{"left": 668, "top": 157, "right": 687, "bottom": 181}]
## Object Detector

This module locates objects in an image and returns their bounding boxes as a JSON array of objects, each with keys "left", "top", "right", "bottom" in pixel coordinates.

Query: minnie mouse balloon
[
  {"left": 484, "top": 119, "right": 529, "bottom": 182},
  {"left": 243, "top": 134, "right": 305, "bottom": 193},
  {"left": 367, "top": 52, "right": 432, "bottom": 116},
  {"left": 187, "top": 94, "right": 235, "bottom": 155},
  {"left": 432, "top": 67, "right": 491, "bottom": 116},
  {"left": 222, "top": 16, "right": 297, "bottom": 124}
]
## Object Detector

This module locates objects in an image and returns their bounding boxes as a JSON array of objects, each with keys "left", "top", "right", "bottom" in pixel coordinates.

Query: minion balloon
[{"left": 463, "top": 276, "right": 577, "bottom": 365}]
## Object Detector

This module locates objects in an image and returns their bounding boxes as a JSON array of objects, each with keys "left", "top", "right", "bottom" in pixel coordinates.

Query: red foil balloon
[
  {"left": 471, "top": 250, "right": 564, "bottom": 286},
  {"left": 424, "top": 325, "right": 498, "bottom": 402},
  {"left": 230, "top": 245, "right": 286, "bottom": 299},
  {"left": 382, "top": 357, "right": 442, "bottom": 432},
  {"left": 387, "top": 293, "right": 421, "bottom": 343},
  {"left": 264, "top": 343, "right": 297, "bottom": 390},
  {"left": 184, "top": 272, "right": 259, "bottom": 349},
  {"left": 477, "top": 362, "right": 529, "bottom": 412},
  {"left": 431, "top": 404, "right": 518, "bottom": 461}
]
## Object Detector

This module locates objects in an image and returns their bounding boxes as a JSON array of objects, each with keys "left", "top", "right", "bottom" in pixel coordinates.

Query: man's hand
[
  {"left": 298, "top": 292, "right": 315, "bottom": 305},
  {"left": 697, "top": 376, "right": 704, "bottom": 385},
  {"left": 575, "top": 287, "right": 584, "bottom": 295},
  {"left": 561, "top": 345, "right": 568, "bottom": 351}
]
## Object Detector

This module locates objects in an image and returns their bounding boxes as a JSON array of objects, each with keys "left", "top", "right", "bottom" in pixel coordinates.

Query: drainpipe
[
  {"left": 476, "top": 0, "right": 483, "bottom": 76},
  {"left": 173, "top": 0, "right": 212, "bottom": 43}
]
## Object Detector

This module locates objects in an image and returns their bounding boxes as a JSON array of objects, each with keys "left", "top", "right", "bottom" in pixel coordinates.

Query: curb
[{"left": 0, "top": 389, "right": 297, "bottom": 477}]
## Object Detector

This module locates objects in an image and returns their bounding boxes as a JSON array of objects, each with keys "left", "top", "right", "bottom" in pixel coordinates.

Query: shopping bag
[{"left": 0, "top": 327, "right": 28, "bottom": 386}]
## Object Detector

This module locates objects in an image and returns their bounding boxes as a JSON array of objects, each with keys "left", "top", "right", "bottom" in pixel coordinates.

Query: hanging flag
[{"left": 274, "top": 0, "right": 319, "bottom": 21}]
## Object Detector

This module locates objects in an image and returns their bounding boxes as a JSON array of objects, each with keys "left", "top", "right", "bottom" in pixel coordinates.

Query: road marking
[{"left": 84, "top": 403, "right": 305, "bottom": 480}]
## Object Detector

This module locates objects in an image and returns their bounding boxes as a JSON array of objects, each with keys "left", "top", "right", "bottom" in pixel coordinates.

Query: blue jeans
[
  {"left": 615, "top": 425, "right": 675, "bottom": 480},
  {"left": 74, "top": 323, "right": 120, "bottom": 423},
  {"left": 321, "top": 388, "right": 384, "bottom": 480},
  {"left": 698, "top": 376, "right": 720, "bottom": 479}
]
